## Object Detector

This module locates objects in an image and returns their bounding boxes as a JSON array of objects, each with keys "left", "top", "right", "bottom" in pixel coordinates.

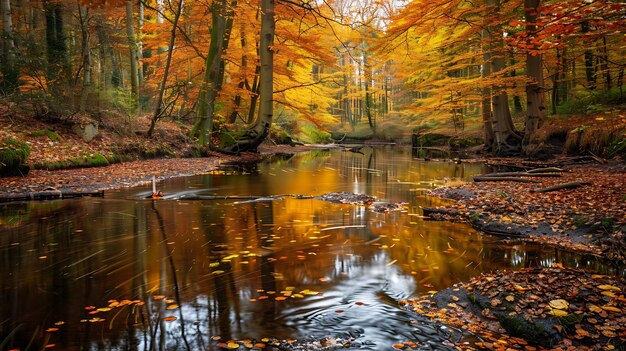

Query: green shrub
[
  {"left": 606, "top": 135, "right": 626, "bottom": 159},
  {"left": 556, "top": 88, "right": 625, "bottom": 116},
  {"left": 300, "top": 125, "right": 332, "bottom": 144},
  {"left": 0, "top": 139, "right": 31, "bottom": 176}
]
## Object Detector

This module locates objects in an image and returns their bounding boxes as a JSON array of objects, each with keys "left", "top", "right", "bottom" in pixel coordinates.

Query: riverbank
[
  {"left": 412, "top": 157, "right": 626, "bottom": 350},
  {"left": 425, "top": 158, "right": 625, "bottom": 264},
  {"left": 0, "top": 145, "right": 329, "bottom": 200}
]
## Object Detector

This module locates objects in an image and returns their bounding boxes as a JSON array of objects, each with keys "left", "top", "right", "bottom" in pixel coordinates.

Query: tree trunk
[
  {"left": 125, "top": 0, "right": 139, "bottom": 110},
  {"left": 522, "top": 0, "right": 547, "bottom": 152},
  {"left": 1, "top": 0, "right": 18, "bottom": 93},
  {"left": 228, "top": 23, "right": 249, "bottom": 124},
  {"left": 44, "top": 2, "right": 69, "bottom": 88},
  {"left": 223, "top": 0, "right": 274, "bottom": 153},
  {"left": 78, "top": 5, "right": 91, "bottom": 111},
  {"left": 581, "top": 21, "right": 596, "bottom": 90},
  {"left": 362, "top": 41, "right": 374, "bottom": 131},
  {"left": 137, "top": 0, "right": 144, "bottom": 83},
  {"left": 147, "top": 0, "right": 183, "bottom": 137},
  {"left": 191, "top": 0, "right": 232, "bottom": 145},
  {"left": 487, "top": 0, "right": 520, "bottom": 156},
  {"left": 481, "top": 28, "right": 494, "bottom": 151}
]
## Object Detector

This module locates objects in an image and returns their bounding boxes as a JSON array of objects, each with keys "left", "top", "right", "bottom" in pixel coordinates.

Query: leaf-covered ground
[
  {"left": 429, "top": 159, "right": 626, "bottom": 263},
  {"left": 403, "top": 265, "right": 626, "bottom": 350}
]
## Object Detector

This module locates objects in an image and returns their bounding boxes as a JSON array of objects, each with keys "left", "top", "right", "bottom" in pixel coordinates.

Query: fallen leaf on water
[
  {"left": 392, "top": 343, "right": 405, "bottom": 349},
  {"left": 45, "top": 328, "right": 59, "bottom": 332},
  {"left": 162, "top": 316, "right": 177, "bottom": 322},
  {"left": 166, "top": 304, "right": 179, "bottom": 310}
]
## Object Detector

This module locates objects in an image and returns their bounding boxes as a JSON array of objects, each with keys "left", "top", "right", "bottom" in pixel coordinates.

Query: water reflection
[{"left": 0, "top": 147, "right": 621, "bottom": 350}]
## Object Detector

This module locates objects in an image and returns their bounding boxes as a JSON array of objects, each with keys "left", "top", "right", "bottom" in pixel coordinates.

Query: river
[{"left": 0, "top": 147, "right": 618, "bottom": 350}]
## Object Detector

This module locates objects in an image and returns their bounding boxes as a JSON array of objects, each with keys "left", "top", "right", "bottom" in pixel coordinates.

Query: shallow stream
[{"left": 0, "top": 147, "right": 620, "bottom": 350}]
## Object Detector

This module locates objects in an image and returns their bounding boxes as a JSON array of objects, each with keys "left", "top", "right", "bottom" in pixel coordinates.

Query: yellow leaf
[
  {"left": 598, "top": 285, "right": 621, "bottom": 292},
  {"left": 595, "top": 117, "right": 604, "bottom": 121},
  {"left": 505, "top": 295, "right": 515, "bottom": 302},
  {"left": 166, "top": 304, "right": 179, "bottom": 310},
  {"left": 548, "top": 299, "right": 569, "bottom": 310},
  {"left": 588, "top": 304, "right": 603, "bottom": 313},
  {"left": 501, "top": 216, "right": 512, "bottom": 222},
  {"left": 601, "top": 306, "right": 621, "bottom": 313},
  {"left": 601, "top": 291, "right": 617, "bottom": 298},
  {"left": 547, "top": 309, "right": 568, "bottom": 316},
  {"left": 227, "top": 342, "right": 239, "bottom": 349}
]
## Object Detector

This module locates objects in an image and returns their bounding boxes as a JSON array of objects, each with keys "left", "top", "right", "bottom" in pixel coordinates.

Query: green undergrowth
[
  {"left": 0, "top": 138, "right": 31, "bottom": 176},
  {"left": 27, "top": 129, "right": 62, "bottom": 141},
  {"left": 33, "top": 153, "right": 122, "bottom": 171}
]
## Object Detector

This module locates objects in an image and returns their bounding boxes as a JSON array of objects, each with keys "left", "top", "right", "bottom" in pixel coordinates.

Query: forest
[
  {"left": 0, "top": 0, "right": 624, "bottom": 157},
  {"left": 1, "top": 0, "right": 626, "bottom": 350}
]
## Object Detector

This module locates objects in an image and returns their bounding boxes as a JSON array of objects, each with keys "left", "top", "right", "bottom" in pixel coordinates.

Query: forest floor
[{"left": 412, "top": 157, "right": 626, "bottom": 351}]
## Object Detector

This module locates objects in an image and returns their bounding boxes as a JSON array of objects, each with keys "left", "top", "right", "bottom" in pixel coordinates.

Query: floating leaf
[
  {"left": 162, "top": 316, "right": 177, "bottom": 322},
  {"left": 392, "top": 343, "right": 405, "bottom": 349},
  {"left": 45, "top": 328, "right": 59, "bottom": 332},
  {"left": 227, "top": 342, "right": 239, "bottom": 349},
  {"left": 166, "top": 304, "right": 179, "bottom": 310}
]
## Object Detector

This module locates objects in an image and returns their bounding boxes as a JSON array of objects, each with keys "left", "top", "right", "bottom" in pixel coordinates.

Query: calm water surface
[{"left": 0, "top": 147, "right": 620, "bottom": 350}]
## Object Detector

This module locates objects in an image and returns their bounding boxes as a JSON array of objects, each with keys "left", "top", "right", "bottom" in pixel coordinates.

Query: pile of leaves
[
  {"left": 315, "top": 192, "right": 407, "bottom": 212},
  {"left": 429, "top": 161, "right": 626, "bottom": 262},
  {"left": 403, "top": 265, "right": 626, "bottom": 350}
]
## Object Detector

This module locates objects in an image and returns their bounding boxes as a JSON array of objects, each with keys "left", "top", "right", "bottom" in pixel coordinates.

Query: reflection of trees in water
[{"left": 152, "top": 201, "right": 191, "bottom": 350}]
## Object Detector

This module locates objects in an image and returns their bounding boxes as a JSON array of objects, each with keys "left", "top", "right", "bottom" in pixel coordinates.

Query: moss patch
[{"left": 0, "top": 139, "right": 31, "bottom": 176}]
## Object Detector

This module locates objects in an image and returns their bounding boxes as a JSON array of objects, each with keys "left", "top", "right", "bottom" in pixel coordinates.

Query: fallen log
[
  {"left": 0, "top": 190, "right": 105, "bottom": 202},
  {"left": 473, "top": 176, "right": 539, "bottom": 183},
  {"left": 526, "top": 167, "right": 566, "bottom": 173},
  {"left": 530, "top": 181, "right": 592, "bottom": 193},
  {"left": 477, "top": 171, "right": 562, "bottom": 178}
]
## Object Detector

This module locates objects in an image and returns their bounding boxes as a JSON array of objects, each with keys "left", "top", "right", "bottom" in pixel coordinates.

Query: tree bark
[
  {"left": 44, "top": 2, "right": 69, "bottom": 88},
  {"left": 192, "top": 0, "right": 233, "bottom": 145},
  {"left": 125, "top": 0, "right": 140, "bottom": 110},
  {"left": 1, "top": 0, "right": 18, "bottom": 92},
  {"left": 78, "top": 5, "right": 91, "bottom": 111},
  {"left": 522, "top": 0, "right": 547, "bottom": 152},
  {"left": 224, "top": 0, "right": 274, "bottom": 153},
  {"left": 486, "top": 0, "right": 520, "bottom": 156}
]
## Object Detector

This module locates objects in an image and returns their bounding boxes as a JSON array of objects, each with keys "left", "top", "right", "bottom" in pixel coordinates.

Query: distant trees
[
  {"left": 384, "top": 0, "right": 626, "bottom": 155},
  {"left": 1, "top": 0, "right": 624, "bottom": 152}
]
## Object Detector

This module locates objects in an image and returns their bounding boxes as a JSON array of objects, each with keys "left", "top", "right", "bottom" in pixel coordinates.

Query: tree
[
  {"left": 0, "top": 0, "right": 17, "bottom": 93},
  {"left": 522, "top": 0, "right": 547, "bottom": 151},
  {"left": 126, "top": 0, "right": 140, "bottom": 110},
  {"left": 147, "top": 0, "right": 184, "bottom": 137},
  {"left": 223, "top": 0, "right": 274, "bottom": 152}
]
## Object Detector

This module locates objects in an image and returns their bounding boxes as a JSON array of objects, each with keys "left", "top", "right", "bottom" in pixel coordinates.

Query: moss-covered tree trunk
[
  {"left": 223, "top": 0, "right": 274, "bottom": 153},
  {"left": 191, "top": 0, "right": 234, "bottom": 145}
]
